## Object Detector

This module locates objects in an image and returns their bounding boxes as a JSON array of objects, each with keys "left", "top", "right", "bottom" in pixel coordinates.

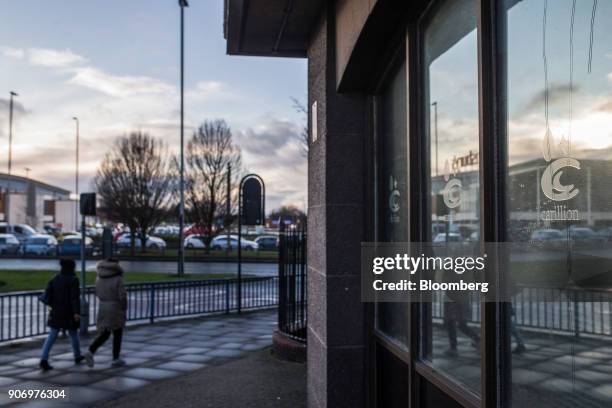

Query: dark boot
[
  {"left": 75, "top": 356, "right": 85, "bottom": 365},
  {"left": 39, "top": 360, "right": 53, "bottom": 371}
]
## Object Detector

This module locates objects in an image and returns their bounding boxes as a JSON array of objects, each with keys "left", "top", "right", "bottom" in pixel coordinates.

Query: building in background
[{"left": 0, "top": 173, "right": 76, "bottom": 230}]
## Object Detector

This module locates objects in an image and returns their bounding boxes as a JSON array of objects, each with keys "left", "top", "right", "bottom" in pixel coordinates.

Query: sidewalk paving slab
[
  {"left": 0, "top": 310, "right": 276, "bottom": 407},
  {"left": 95, "top": 349, "right": 306, "bottom": 408},
  {"left": 430, "top": 325, "right": 612, "bottom": 408}
]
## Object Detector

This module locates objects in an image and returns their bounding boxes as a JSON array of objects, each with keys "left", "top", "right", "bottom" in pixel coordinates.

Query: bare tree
[
  {"left": 184, "top": 119, "right": 241, "bottom": 248},
  {"left": 291, "top": 97, "right": 308, "bottom": 156},
  {"left": 94, "top": 132, "right": 173, "bottom": 254}
]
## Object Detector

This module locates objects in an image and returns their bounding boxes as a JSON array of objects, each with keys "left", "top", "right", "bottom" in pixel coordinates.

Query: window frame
[
  {"left": 365, "top": 0, "right": 512, "bottom": 406},
  {"left": 410, "top": 1, "right": 484, "bottom": 407},
  {"left": 373, "top": 49, "right": 411, "bottom": 345},
  {"left": 365, "top": 21, "right": 411, "bottom": 408}
]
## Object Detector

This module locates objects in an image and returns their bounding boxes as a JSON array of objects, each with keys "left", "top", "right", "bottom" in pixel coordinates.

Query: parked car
[
  {"left": 184, "top": 234, "right": 206, "bottom": 249},
  {"left": 0, "top": 223, "right": 37, "bottom": 244},
  {"left": 0, "top": 234, "right": 20, "bottom": 255},
  {"left": 58, "top": 235, "right": 94, "bottom": 256},
  {"left": 79, "top": 226, "right": 102, "bottom": 238},
  {"left": 565, "top": 227, "right": 605, "bottom": 243},
  {"left": 254, "top": 235, "right": 278, "bottom": 250},
  {"left": 530, "top": 229, "right": 564, "bottom": 242},
  {"left": 43, "top": 225, "right": 62, "bottom": 236},
  {"left": 113, "top": 227, "right": 131, "bottom": 241},
  {"left": 153, "top": 226, "right": 168, "bottom": 236},
  {"left": 467, "top": 231, "right": 480, "bottom": 241},
  {"left": 23, "top": 234, "right": 58, "bottom": 256},
  {"left": 433, "top": 232, "right": 462, "bottom": 242},
  {"left": 431, "top": 222, "right": 459, "bottom": 236},
  {"left": 210, "top": 235, "right": 259, "bottom": 251},
  {"left": 184, "top": 224, "right": 209, "bottom": 236},
  {"left": 153, "top": 225, "right": 180, "bottom": 237},
  {"left": 597, "top": 227, "right": 612, "bottom": 241},
  {"left": 116, "top": 234, "right": 167, "bottom": 250}
]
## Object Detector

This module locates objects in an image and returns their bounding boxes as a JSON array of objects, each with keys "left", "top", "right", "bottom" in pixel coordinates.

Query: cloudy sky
[
  {"left": 429, "top": 0, "right": 612, "bottom": 173},
  {"left": 0, "top": 0, "right": 307, "bottom": 211}
]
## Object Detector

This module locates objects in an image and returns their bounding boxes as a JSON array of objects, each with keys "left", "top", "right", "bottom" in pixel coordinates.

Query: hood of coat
[
  {"left": 59, "top": 258, "right": 76, "bottom": 276},
  {"left": 97, "top": 260, "right": 124, "bottom": 279}
]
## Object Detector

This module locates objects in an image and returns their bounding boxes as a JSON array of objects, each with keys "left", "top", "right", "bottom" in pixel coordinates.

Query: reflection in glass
[
  {"left": 376, "top": 62, "right": 409, "bottom": 348},
  {"left": 505, "top": 0, "right": 612, "bottom": 406},
  {"left": 422, "top": 0, "right": 480, "bottom": 394}
]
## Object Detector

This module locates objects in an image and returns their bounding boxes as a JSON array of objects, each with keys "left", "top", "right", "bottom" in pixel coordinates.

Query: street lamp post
[
  {"left": 177, "top": 0, "right": 188, "bottom": 277},
  {"left": 432, "top": 101, "right": 438, "bottom": 176},
  {"left": 8, "top": 91, "right": 18, "bottom": 178},
  {"left": 73, "top": 117, "right": 80, "bottom": 231},
  {"left": 226, "top": 163, "right": 231, "bottom": 255},
  {"left": 6, "top": 91, "right": 18, "bottom": 223}
]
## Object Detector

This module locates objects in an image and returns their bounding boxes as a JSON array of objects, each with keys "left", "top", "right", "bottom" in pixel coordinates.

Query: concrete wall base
[{"left": 273, "top": 330, "right": 307, "bottom": 363}]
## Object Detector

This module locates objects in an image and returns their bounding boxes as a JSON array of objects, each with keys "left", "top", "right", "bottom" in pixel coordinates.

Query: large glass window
[
  {"left": 422, "top": 0, "right": 481, "bottom": 394},
  {"left": 505, "top": 0, "right": 612, "bottom": 406},
  {"left": 376, "top": 61, "right": 409, "bottom": 348}
]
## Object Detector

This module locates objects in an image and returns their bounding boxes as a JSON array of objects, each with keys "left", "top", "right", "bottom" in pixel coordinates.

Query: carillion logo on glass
[
  {"left": 541, "top": 127, "right": 580, "bottom": 202},
  {"left": 540, "top": 127, "right": 581, "bottom": 221}
]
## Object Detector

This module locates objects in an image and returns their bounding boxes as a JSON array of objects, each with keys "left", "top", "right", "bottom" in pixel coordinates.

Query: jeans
[
  {"left": 511, "top": 315, "right": 525, "bottom": 346},
  {"left": 90, "top": 328, "right": 123, "bottom": 360},
  {"left": 41, "top": 328, "right": 82, "bottom": 361},
  {"left": 444, "top": 301, "right": 480, "bottom": 350}
]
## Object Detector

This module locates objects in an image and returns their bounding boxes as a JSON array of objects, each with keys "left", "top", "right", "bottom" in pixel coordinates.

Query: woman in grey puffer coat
[{"left": 84, "top": 258, "right": 127, "bottom": 368}]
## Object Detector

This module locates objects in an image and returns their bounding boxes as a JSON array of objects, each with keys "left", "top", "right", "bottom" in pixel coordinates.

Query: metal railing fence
[
  {"left": 431, "top": 285, "right": 612, "bottom": 337},
  {"left": 278, "top": 223, "right": 307, "bottom": 342},
  {"left": 6, "top": 278, "right": 612, "bottom": 344},
  {"left": 0, "top": 276, "right": 277, "bottom": 344}
]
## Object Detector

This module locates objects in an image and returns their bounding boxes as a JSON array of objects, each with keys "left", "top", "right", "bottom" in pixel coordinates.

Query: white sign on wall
[{"left": 311, "top": 100, "right": 318, "bottom": 143}]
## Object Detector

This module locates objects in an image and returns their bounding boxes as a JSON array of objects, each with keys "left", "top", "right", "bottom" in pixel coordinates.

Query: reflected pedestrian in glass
[
  {"left": 510, "top": 305, "right": 526, "bottom": 353},
  {"left": 39, "top": 259, "right": 84, "bottom": 371},
  {"left": 508, "top": 279, "right": 526, "bottom": 353},
  {"left": 444, "top": 291, "right": 480, "bottom": 357},
  {"left": 84, "top": 258, "right": 127, "bottom": 367}
]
